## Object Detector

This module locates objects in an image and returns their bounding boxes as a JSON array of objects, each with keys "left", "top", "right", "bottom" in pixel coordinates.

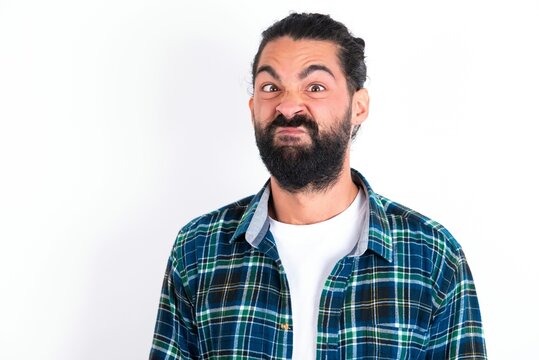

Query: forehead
[{"left": 257, "top": 37, "right": 342, "bottom": 77}]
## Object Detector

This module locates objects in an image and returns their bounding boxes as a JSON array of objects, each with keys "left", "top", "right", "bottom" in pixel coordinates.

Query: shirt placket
[
  {"left": 256, "top": 232, "right": 294, "bottom": 359},
  {"left": 277, "top": 262, "right": 293, "bottom": 359},
  {"left": 316, "top": 257, "right": 355, "bottom": 360}
]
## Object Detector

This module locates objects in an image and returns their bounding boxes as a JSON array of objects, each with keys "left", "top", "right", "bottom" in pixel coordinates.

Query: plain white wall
[{"left": 1, "top": 0, "right": 537, "bottom": 358}]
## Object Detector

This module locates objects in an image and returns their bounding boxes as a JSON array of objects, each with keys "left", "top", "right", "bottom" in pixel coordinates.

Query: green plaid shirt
[{"left": 150, "top": 169, "right": 487, "bottom": 359}]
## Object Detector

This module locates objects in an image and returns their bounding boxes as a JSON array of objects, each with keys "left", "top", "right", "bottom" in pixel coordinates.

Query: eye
[
  {"left": 307, "top": 84, "right": 326, "bottom": 92},
  {"left": 261, "top": 83, "right": 279, "bottom": 92}
]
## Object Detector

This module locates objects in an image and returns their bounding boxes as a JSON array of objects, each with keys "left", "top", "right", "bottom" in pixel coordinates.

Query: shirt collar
[{"left": 230, "top": 169, "right": 393, "bottom": 263}]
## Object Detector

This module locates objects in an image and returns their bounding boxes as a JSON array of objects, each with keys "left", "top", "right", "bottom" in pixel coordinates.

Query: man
[{"left": 150, "top": 13, "right": 487, "bottom": 359}]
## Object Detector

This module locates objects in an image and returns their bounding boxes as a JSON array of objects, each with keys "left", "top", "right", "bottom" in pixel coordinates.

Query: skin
[{"left": 249, "top": 36, "right": 370, "bottom": 225}]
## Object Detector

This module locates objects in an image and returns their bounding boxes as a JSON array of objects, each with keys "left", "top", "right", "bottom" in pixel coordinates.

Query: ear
[
  {"left": 350, "top": 88, "right": 369, "bottom": 127},
  {"left": 248, "top": 97, "right": 255, "bottom": 124}
]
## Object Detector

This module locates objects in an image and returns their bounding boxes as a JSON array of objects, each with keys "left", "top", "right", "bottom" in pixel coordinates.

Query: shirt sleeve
[
  {"left": 149, "top": 252, "right": 199, "bottom": 359},
  {"left": 426, "top": 251, "right": 487, "bottom": 359}
]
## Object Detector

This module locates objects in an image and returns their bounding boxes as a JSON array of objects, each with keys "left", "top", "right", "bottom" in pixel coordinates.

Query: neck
[{"left": 269, "top": 159, "right": 358, "bottom": 225}]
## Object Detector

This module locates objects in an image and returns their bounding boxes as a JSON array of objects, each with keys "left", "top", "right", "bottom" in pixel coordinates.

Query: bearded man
[{"left": 150, "top": 13, "right": 487, "bottom": 359}]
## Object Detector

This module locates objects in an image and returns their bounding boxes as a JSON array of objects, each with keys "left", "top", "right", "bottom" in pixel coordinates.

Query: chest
[{"left": 194, "top": 247, "right": 433, "bottom": 359}]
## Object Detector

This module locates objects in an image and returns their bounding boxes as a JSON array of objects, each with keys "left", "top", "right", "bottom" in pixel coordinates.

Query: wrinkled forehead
[{"left": 255, "top": 37, "right": 344, "bottom": 81}]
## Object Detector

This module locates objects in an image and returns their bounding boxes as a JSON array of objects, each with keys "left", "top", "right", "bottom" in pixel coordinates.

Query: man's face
[{"left": 249, "top": 37, "right": 366, "bottom": 192}]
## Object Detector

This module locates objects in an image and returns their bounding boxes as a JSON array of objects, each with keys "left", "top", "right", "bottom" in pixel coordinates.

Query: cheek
[
  {"left": 254, "top": 98, "right": 278, "bottom": 121},
  {"left": 310, "top": 103, "right": 337, "bottom": 122},
  {"left": 322, "top": 97, "right": 350, "bottom": 119}
]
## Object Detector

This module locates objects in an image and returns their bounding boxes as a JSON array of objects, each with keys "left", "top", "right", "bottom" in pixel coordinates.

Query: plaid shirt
[{"left": 150, "top": 169, "right": 487, "bottom": 359}]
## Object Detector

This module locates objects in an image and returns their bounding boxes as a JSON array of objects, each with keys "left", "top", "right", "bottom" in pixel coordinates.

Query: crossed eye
[
  {"left": 261, "top": 84, "right": 279, "bottom": 92},
  {"left": 260, "top": 83, "right": 326, "bottom": 93},
  {"left": 307, "top": 84, "right": 326, "bottom": 92}
]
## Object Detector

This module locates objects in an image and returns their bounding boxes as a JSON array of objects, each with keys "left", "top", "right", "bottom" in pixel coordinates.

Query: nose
[{"left": 275, "top": 91, "right": 305, "bottom": 119}]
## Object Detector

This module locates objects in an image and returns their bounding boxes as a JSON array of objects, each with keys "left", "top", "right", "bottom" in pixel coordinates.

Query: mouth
[
  {"left": 272, "top": 126, "right": 312, "bottom": 147},
  {"left": 275, "top": 126, "right": 307, "bottom": 136}
]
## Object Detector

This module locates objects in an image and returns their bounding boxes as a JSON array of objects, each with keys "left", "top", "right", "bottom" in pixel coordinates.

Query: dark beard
[{"left": 254, "top": 108, "right": 352, "bottom": 193}]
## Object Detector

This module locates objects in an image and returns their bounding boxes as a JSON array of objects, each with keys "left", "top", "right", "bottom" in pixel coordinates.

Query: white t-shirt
[{"left": 268, "top": 187, "right": 369, "bottom": 359}]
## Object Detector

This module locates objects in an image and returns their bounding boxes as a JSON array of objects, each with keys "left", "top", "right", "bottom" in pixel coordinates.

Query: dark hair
[{"left": 251, "top": 13, "right": 367, "bottom": 95}]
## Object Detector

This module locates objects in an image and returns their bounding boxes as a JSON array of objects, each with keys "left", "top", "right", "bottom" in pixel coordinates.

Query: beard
[{"left": 254, "top": 106, "right": 352, "bottom": 193}]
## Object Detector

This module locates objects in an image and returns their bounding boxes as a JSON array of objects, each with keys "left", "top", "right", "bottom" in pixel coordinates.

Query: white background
[{"left": 1, "top": 0, "right": 538, "bottom": 359}]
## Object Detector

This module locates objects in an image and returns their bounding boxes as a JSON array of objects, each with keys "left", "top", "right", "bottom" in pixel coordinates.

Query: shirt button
[{"left": 280, "top": 323, "right": 290, "bottom": 331}]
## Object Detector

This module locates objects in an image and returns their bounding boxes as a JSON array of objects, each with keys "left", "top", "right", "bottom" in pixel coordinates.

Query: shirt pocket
[{"left": 342, "top": 323, "right": 428, "bottom": 360}]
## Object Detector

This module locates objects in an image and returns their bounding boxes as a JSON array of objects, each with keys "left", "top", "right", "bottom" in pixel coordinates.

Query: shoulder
[
  {"left": 378, "top": 193, "right": 463, "bottom": 256},
  {"left": 376, "top": 193, "right": 467, "bottom": 293},
  {"left": 174, "top": 195, "right": 254, "bottom": 249},
  {"left": 161, "top": 195, "right": 255, "bottom": 302},
  {"left": 168, "top": 195, "right": 254, "bottom": 270}
]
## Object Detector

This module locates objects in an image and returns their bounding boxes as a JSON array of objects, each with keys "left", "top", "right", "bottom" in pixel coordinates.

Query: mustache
[{"left": 267, "top": 114, "right": 319, "bottom": 134}]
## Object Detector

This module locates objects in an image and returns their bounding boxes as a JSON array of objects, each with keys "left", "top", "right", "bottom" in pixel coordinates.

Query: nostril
[
  {"left": 276, "top": 110, "right": 301, "bottom": 120},
  {"left": 275, "top": 104, "right": 303, "bottom": 120}
]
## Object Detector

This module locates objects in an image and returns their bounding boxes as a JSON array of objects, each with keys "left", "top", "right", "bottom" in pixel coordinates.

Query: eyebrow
[
  {"left": 256, "top": 65, "right": 281, "bottom": 81},
  {"left": 299, "top": 64, "right": 335, "bottom": 80},
  {"left": 255, "top": 64, "right": 336, "bottom": 82}
]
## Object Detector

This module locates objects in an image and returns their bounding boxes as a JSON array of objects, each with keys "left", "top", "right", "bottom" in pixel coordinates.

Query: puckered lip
[{"left": 275, "top": 126, "right": 307, "bottom": 135}]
